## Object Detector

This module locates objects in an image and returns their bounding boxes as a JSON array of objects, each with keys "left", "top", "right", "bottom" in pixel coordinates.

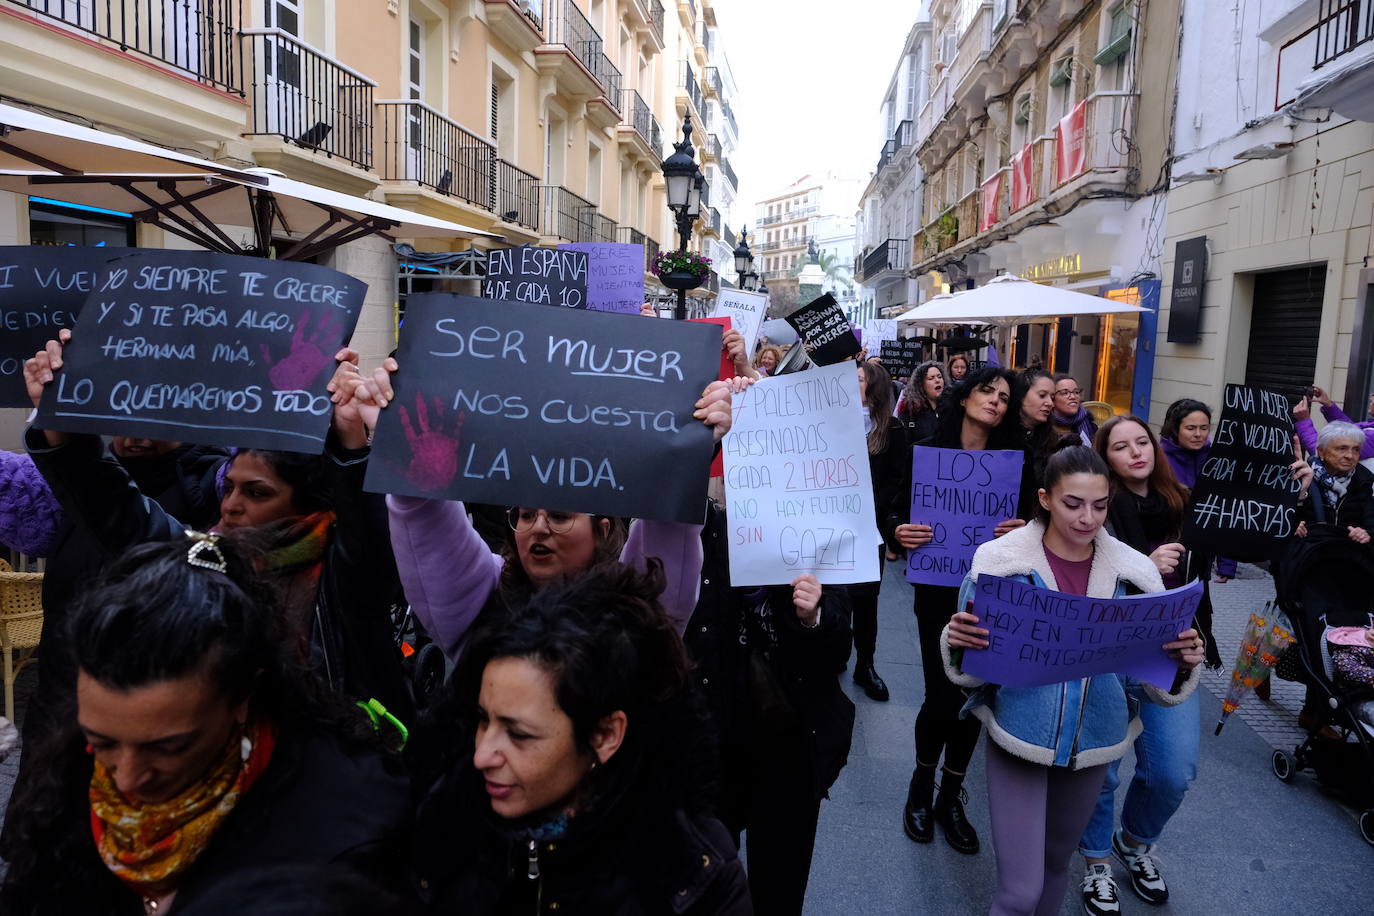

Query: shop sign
[
  {"left": 1166, "top": 236, "right": 1207, "bottom": 343},
  {"left": 1021, "top": 254, "right": 1082, "bottom": 282}
]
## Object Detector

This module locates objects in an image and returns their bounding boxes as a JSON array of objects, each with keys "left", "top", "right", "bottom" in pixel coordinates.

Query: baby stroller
[{"left": 1269, "top": 523, "right": 1374, "bottom": 846}]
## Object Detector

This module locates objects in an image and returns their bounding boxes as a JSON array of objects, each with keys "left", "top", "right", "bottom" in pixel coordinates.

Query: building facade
[
  {"left": 0, "top": 0, "right": 735, "bottom": 379},
  {"left": 856, "top": 13, "right": 931, "bottom": 323},
  {"left": 754, "top": 173, "right": 862, "bottom": 315},
  {"left": 1150, "top": 0, "right": 1374, "bottom": 427},
  {"left": 901, "top": 0, "right": 1180, "bottom": 416}
]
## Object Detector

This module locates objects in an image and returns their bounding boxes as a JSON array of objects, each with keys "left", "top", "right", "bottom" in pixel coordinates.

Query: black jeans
[
  {"left": 913, "top": 584, "right": 982, "bottom": 773},
  {"left": 849, "top": 580, "right": 880, "bottom": 664}
]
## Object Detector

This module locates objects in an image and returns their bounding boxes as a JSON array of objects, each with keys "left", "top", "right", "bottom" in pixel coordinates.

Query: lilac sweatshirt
[
  {"left": 1296, "top": 402, "right": 1374, "bottom": 461},
  {"left": 388, "top": 495, "right": 704, "bottom": 660},
  {"left": 0, "top": 450, "right": 63, "bottom": 557}
]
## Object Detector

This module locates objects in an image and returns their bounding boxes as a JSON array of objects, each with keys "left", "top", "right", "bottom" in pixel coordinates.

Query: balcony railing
[
  {"left": 649, "top": 0, "right": 664, "bottom": 43},
  {"left": 955, "top": 188, "right": 979, "bottom": 243},
  {"left": 679, "top": 60, "right": 703, "bottom": 113},
  {"left": 704, "top": 206, "right": 721, "bottom": 234},
  {"left": 702, "top": 133, "right": 721, "bottom": 161},
  {"left": 11, "top": 0, "right": 243, "bottom": 93},
  {"left": 496, "top": 159, "right": 540, "bottom": 229},
  {"left": 545, "top": 0, "right": 606, "bottom": 90},
  {"left": 595, "top": 53, "right": 622, "bottom": 111},
  {"left": 703, "top": 66, "right": 722, "bottom": 97},
  {"left": 539, "top": 185, "right": 599, "bottom": 242},
  {"left": 645, "top": 235, "right": 661, "bottom": 275},
  {"left": 596, "top": 214, "right": 618, "bottom": 243},
  {"left": 723, "top": 223, "right": 737, "bottom": 250},
  {"left": 721, "top": 99, "right": 738, "bottom": 136},
  {"left": 242, "top": 29, "right": 375, "bottom": 170},
  {"left": 1315, "top": 0, "right": 1374, "bottom": 68},
  {"left": 720, "top": 154, "right": 738, "bottom": 191},
  {"left": 623, "top": 89, "right": 657, "bottom": 151},
  {"left": 878, "top": 119, "right": 914, "bottom": 172},
  {"left": 377, "top": 100, "right": 493, "bottom": 208},
  {"left": 860, "top": 239, "right": 909, "bottom": 279},
  {"left": 619, "top": 225, "right": 647, "bottom": 248}
]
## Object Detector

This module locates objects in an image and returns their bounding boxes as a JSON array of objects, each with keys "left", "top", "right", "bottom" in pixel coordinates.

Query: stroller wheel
[
  {"left": 1361, "top": 810, "right": 1374, "bottom": 847},
  {"left": 1271, "top": 749, "right": 1297, "bottom": 782},
  {"left": 411, "top": 643, "right": 446, "bottom": 709}
]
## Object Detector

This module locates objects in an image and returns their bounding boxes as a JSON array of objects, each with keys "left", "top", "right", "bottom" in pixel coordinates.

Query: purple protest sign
[
  {"left": 561, "top": 242, "right": 644, "bottom": 314},
  {"left": 961, "top": 575, "right": 1202, "bottom": 690},
  {"left": 905, "top": 447, "right": 1024, "bottom": 587}
]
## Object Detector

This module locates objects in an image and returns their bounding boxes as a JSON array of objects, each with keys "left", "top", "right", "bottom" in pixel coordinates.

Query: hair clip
[{"left": 185, "top": 531, "right": 229, "bottom": 574}]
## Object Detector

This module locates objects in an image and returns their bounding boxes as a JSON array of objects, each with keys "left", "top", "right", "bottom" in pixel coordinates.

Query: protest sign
[
  {"left": 365, "top": 293, "right": 719, "bottom": 523},
  {"left": 483, "top": 245, "right": 588, "bottom": 308},
  {"left": 688, "top": 316, "right": 731, "bottom": 479},
  {"left": 711, "top": 289, "right": 769, "bottom": 355},
  {"left": 1181, "top": 383, "right": 1300, "bottom": 561},
  {"left": 785, "top": 294, "right": 862, "bottom": 366},
  {"left": 906, "top": 446, "right": 1024, "bottom": 587},
  {"left": 0, "top": 246, "right": 139, "bottom": 407},
  {"left": 34, "top": 250, "right": 364, "bottom": 452},
  {"left": 961, "top": 575, "right": 1202, "bottom": 690},
  {"left": 863, "top": 319, "right": 898, "bottom": 350},
  {"left": 723, "top": 362, "right": 881, "bottom": 585},
  {"left": 561, "top": 242, "right": 643, "bottom": 314},
  {"left": 880, "top": 339, "right": 924, "bottom": 380}
]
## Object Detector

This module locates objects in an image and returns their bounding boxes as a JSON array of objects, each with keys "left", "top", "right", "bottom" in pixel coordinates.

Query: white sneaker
[
  {"left": 1112, "top": 829, "right": 1169, "bottom": 904},
  {"left": 1081, "top": 863, "right": 1121, "bottom": 916}
]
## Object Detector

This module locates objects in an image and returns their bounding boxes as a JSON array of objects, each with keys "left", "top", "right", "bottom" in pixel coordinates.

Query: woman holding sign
[
  {"left": 891, "top": 366, "right": 1025, "bottom": 855},
  {"left": 944, "top": 444, "right": 1204, "bottom": 916}
]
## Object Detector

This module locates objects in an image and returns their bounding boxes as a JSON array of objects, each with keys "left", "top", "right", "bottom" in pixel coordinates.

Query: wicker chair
[
  {"left": 0, "top": 568, "right": 43, "bottom": 721},
  {"left": 1083, "top": 400, "right": 1116, "bottom": 425}
]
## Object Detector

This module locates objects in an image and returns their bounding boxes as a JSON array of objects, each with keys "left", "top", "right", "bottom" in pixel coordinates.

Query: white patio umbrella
[{"left": 894, "top": 274, "right": 1148, "bottom": 361}]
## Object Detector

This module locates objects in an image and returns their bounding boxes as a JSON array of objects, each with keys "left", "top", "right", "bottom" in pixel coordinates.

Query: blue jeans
[{"left": 1078, "top": 691, "right": 1199, "bottom": 858}]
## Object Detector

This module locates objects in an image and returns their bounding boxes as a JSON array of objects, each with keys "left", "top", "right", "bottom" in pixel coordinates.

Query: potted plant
[{"left": 653, "top": 250, "right": 712, "bottom": 289}]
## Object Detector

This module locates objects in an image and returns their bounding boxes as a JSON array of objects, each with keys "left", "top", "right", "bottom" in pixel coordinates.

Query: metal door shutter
[{"left": 1244, "top": 266, "right": 1324, "bottom": 400}]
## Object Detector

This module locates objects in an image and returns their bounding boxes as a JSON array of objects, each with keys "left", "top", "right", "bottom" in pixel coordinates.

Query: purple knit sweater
[
  {"left": 1295, "top": 402, "right": 1374, "bottom": 461},
  {"left": 0, "top": 450, "right": 63, "bottom": 557}
]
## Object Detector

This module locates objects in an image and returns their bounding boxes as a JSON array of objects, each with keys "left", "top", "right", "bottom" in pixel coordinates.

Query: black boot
[
  {"left": 853, "top": 659, "right": 890, "bottom": 702},
  {"left": 902, "top": 765, "right": 936, "bottom": 843},
  {"left": 934, "top": 772, "right": 980, "bottom": 855}
]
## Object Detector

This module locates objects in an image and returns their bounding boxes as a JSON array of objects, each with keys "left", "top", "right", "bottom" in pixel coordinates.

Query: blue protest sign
[
  {"left": 905, "top": 447, "right": 1024, "bottom": 587},
  {"left": 961, "top": 575, "right": 1202, "bottom": 690},
  {"left": 561, "top": 242, "right": 644, "bottom": 314}
]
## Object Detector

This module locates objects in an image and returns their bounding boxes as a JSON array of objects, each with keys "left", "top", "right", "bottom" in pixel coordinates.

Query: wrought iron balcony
[
  {"left": 723, "top": 223, "right": 737, "bottom": 250},
  {"left": 703, "top": 66, "right": 722, "bottom": 97},
  {"left": 702, "top": 133, "right": 721, "bottom": 161},
  {"left": 622, "top": 89, "right": 658, "bottom": 153},
  {"left": 645, "top": 235, "right": 661, "bottom": 275},
  {"left": 721, "top": 99, "right": 738, "bottom": 136},
  {"left": 619, "top": 225, "right": 647, "bottom": 248},
  {"left": 538, "top": 185, "right": 599, "bottom": 242},
  {"left": 544, "top": 0, "right": 608, "bottom": 91},
  {"left": 596, "top": 213, "right": 618, "bottom": 243},
  {"left": 595, "top": 53, "right": 622, "bottom": 111},
  {"left": 495, "top": 159, "right": 540, "bottom": 230},
  {"left": 719, "top": 154, "right": 737, "bottom": 191},
  {"left": 9, "top": 0, "right": 242, "bottom": 93},
  {"left": 241, "top": 29, "right": 375, "bottom": 170},
  {"left": 377, "top": 100, "right": 494, "bottom": 208},
  {"left": 649, "top": 0, "right": 665, "bottom": 44},
  {"left": 1315, "top": 0, "right": 1373, "bottom": 68},
  {"left": 858, "top": 239, "right": 910, "bottom": 281},
  {"left": 678, "top": 60, "right": 703, "bottom": 114}
]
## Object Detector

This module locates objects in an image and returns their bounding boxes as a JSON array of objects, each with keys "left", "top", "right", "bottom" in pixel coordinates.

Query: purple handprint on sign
[
  {"left": 399, "top": 395, "right": 466, "bottom": 492},
  {"left": 261, "top": 312, "right": 343, "bottom": 391}
]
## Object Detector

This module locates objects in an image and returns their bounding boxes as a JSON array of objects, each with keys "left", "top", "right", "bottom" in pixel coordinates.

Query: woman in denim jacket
[{"left": 943, "top": 445, "right": 1204, "bottom": 916}]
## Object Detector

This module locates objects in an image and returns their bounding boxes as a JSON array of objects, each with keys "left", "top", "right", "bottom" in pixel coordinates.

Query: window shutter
[{"left": 1095, "top": 3, "right": 1134, "bottom": 66}]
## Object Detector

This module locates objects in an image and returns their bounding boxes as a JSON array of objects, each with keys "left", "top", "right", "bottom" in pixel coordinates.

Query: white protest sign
[
  {"left": 863, "top": 319, "right": 898, "bottom": 349},
  {"left": 710, "top": 289, "right": 769, "bottom": 355},
  {"left": 723, "top": 362, "right": 882, "bottom": 586}
]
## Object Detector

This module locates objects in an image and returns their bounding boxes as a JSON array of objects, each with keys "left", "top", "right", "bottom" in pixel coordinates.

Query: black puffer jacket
[
  {"left": 1299, "top": 462, "right": 1374, "bottom": 532},
  {"left": 24, "top": 430, "right": 411, "bottom": 720},
  {"left": 0, "top": 729, "right": 411, "bottom": 916}
]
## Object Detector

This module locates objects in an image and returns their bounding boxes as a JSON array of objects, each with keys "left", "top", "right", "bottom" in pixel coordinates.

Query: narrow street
[{"left": 805, "top": 560, "right": 1370, "bottom": 915}]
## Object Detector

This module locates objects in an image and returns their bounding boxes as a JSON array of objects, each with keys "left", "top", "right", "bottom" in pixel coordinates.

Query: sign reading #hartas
[
  {"left": 723, "top": 362, "right": 882, "bottom": 586},
  {"left": 365, "top": 293, "right": 720, "bottom": 523},
  {"left": 35, "top": 250, "right": 364, "bottom": 453},
  {"left": 484, "top": 245, "right": 588, "bottom": 308},
  {"left": 786, "top": 293, "right": 862, "bottom": 366},
  {"left": 1181, "top": 383, "right": 1300, "bottom": 562},
  {"left": 961, "top": 575, "right": 1202, "bottom": 690},
  {"left": 0, "top": 246, "right": 140, "bottom": 407}
]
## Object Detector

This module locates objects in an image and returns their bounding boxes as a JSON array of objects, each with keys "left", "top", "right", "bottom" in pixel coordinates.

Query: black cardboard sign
[
  {"left": 0, "top": 246, "right": 141, "bottom": 407},
  {"left": 880, "top": 339, "right": 924, "bottom": 379},
  {"left": 364, "top": 293, "right": 719, "bottom": 523},
  {"left": 34, "top": 250, "right": 365, "bottom": 452},
  {"left": 786, "top": 294, "right": 861, "bottom": 366},
  {"left": 1181, "top": 383, "right": 1300, "bottom": 561},
  {"left": 483, "top": 245, "right": 588, "bottom": 308}
]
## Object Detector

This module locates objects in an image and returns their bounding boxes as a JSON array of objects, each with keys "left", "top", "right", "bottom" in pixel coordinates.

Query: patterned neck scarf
[
  {"left": 1310, "top": 457, "right": 1352, "bottom": 510},
  {"left": 89, "top": 721, "right": 276, "bottom": 899},
  {"left": 258, "top": 511, "right": 335, "bottom": 637}
]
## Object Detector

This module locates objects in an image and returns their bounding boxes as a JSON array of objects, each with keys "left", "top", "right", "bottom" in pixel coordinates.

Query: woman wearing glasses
[
  {"left": 387, "top": 385, "right": 735, "bottom": 659},
  {"left": 1050, "top": 375, "right": 1098, "bottom": 447}
]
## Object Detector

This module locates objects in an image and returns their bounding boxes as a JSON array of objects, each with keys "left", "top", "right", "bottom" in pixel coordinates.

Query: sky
[{"left": 712, "top": 0, "right": 921, "bottom": 219}]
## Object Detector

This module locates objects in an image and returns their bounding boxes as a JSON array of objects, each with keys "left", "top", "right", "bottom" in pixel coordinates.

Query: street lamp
[
  {"left": 659, "top": 115, "right": 706, "bottom": 319},
  {"left": 733, "top": 226, "right": 755, "bottom": 290}
]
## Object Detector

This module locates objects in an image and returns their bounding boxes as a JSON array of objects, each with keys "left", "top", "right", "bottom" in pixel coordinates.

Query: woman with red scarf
[{"left": 0, "top": 537, "right": 410, "bottom": 915}]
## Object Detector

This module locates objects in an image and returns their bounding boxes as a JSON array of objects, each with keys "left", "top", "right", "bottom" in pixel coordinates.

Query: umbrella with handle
[
  {"left": 894, "top": 274, "right": 1149, "bottom": 363},
  {"left": 1216, "top": 604, "right": 1297, "bottom": 735}
]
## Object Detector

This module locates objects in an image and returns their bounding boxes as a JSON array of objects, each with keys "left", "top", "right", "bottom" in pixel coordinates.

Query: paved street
[{"left": 805, "top": 559, "right": 1371, "bottom": 916}]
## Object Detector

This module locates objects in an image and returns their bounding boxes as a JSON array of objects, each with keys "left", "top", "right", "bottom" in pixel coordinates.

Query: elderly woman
[{"left": 1297, "top": 420, "right": 1374, "bottom": 543}]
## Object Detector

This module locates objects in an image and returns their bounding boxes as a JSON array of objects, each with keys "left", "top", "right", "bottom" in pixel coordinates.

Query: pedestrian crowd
[{"left": 0, "top": 317, "right": 1362, "bottom": 916}]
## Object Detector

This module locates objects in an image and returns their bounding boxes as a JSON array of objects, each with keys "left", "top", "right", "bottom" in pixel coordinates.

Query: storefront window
[
  {"left": 28, "top": 198, "right": 136, "bottom": 247},
  {"left": 1094, "top": 286, "right": 1142, "bottom": 416}
]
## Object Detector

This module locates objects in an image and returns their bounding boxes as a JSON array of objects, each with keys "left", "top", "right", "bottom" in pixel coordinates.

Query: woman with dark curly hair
[
  {"left": 407, "top": 562, "right": 750, "bottom": 914},
  {"left": 0, "top": 537, "right": 410, "bottom": 916}
]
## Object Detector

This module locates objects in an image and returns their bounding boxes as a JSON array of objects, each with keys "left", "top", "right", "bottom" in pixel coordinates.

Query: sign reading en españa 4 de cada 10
[{"left": 723, "top": 362, "right": 881, "bottom": 586}]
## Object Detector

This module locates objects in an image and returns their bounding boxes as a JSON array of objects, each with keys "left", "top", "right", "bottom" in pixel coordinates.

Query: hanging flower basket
[{"left": 653, "top": 250, "right": 712, "bottom": 280}]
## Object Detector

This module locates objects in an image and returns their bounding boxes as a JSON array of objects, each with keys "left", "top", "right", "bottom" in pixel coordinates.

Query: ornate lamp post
[
  {"left": 659, "top": 116, "right": 707, "bottom": 320},
  {"left": 733, "top": 226, "right": 755, "bottom": 290}
]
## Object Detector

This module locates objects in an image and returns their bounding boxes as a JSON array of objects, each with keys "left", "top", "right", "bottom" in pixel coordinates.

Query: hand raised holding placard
[
  {"left": 792, "top": 573, "right": 822, "bottom": 628},
  {"left": 694, "top": 380, "right": 734, "bottom": 444},
  {"left": 1290, "top": 433, "right": 1313, "bottom": 496},
  {"left": 24, "top": 331, "right": 72, "bottom": 448}
]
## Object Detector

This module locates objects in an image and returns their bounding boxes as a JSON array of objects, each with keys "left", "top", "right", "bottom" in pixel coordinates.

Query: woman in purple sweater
[
  {"left": 1294, "top": 385, "right": 1374, "bottom": 461},
  {"left": 1158, "top": 399, "right": 1236, "bottom": 581}
]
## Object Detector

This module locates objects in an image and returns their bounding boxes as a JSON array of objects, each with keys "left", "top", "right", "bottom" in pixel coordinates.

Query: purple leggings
[{"left": 985, "top": 742, "right": 1109, "bottom": 916}]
